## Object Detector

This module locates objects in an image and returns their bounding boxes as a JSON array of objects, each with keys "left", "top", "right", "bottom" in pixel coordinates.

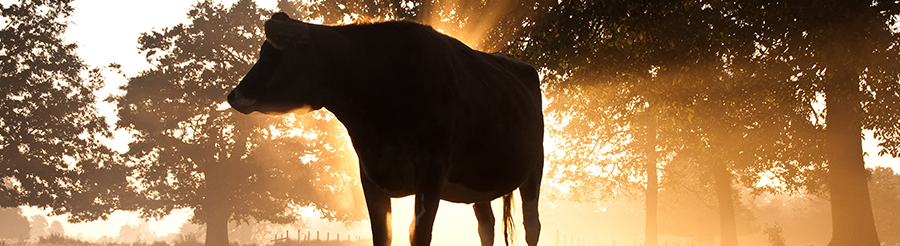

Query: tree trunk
[
  {"left": 825, "top": 67, "right": 880, "bottom": 246},
  {"left": 645, "top": 157, "right": 659, "bottom": 246},
  {"left": 714, "top": 162, "right": 738, "bottom": 246},
  {"left": 644, "top": 116, "right": 659, "bottom": 246},
  {"left": 205, "top": 206, "right": 230, "bottom": 246},
  {"left": 203, "top": 166, "right": 231, "bottom": 246},
  {"left": 203, "top": 171, "right": 231, "bottom": 246},
  {"left": 202, "top": 160, "right": 232, "bottom": 246}
]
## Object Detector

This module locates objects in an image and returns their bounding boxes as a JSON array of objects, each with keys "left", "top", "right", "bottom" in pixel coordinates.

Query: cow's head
[{"left": 227, "top": 12, "right": 327, "bottom": 115}]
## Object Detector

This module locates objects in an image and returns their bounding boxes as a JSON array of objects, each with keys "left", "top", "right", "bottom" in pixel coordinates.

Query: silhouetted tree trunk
[
  {"left": 205, "top": 203, "right": 230, "bottom": 246},
  {"left": 825, "top": 67, "right": 880, "bottom": 246},
  {"left": 200, "top": 126, "right": 252, "bottom": 246},
  {"left": 714, "top": 162, "right": 738, "bottom": 246},
  {"left": 203, "top": 159, "right": 232, "bottom": 246},
  {"left": 644, "top": 112, "right": 659, "bottom": 246}
]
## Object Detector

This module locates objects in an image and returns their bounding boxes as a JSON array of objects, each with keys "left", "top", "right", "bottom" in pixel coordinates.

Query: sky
[{"left": 13, "top": 0, "right": 900, "bottom": 244}]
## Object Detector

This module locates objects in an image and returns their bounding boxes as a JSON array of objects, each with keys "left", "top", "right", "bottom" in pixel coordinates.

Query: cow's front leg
[
  {"left": 409, "top": 168, "right": 444, "bottom": 246},
  {"left": 362, "top": 173, "right": 392, "bottom": 246},
  {"left": 473, "top": 202, "right": 495, "bottom": 246}
]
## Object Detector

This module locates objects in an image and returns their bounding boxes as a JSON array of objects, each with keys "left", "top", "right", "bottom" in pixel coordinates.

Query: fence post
[{"left": 556, "top": 230, "right": 559, "bottom": 246}]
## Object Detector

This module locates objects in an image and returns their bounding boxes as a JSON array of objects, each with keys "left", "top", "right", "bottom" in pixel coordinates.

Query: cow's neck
[{"left": 303, "top": 24, "right": 372, "bottom": 141}]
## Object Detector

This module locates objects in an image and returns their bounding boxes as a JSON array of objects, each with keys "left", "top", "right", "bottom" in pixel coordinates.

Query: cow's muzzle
[{"left": 227, "top": 89, "right": 257, "bottom": 114}]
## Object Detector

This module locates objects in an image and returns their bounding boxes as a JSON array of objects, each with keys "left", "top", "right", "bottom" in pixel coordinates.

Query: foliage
[
  {"left": 117, "top": 222, "right": 157, "bottom": 244},
  {"left": 0, "top": 207, "right": 29, "bottom": 240},
  {"left": 171, "top": 232, "right": 203, "bottom": 246},
  {"left": 37, "top": 233, "right": 94, "bottom": 246},
  {"left": 763, "top": 223, "right": 786, "bottom": 246},
  {"left": 116, "top": 0, "right": 364, "bottom": 244},
  {"left": 30, "top": 215, "right": 49, "bottom": 239},
  {"left": 275, "top": 0, "right": 547, "bottom": 51},
  {"left": 516, "top": 0, "right": 827, "bottom": 203},
  {"left": 0, "top": 0, "right": 131, "bottom": 222}
]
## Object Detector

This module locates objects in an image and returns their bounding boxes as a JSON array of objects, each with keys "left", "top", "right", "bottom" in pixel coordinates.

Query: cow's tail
[{"left": 503, "top": 192, "right": 515, "bottom": 246}]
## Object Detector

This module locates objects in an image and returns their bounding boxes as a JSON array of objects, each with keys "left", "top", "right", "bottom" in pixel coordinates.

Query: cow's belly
[
  {"left": 440, "top": 145, "right": 541, "bottom": 203},
  {"left": 352, "top": 114, "right": 542, "bottom": 203},
  {"left": 440, "top": 179, "right": 510, "bottom": 203}
]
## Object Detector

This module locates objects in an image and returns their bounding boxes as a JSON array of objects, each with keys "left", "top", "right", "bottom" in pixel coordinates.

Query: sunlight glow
[{"left": 22, "top": 0, "right": 899, "bottom": 244}]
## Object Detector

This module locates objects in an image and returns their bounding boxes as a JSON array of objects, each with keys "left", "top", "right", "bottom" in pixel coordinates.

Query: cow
[{"left": 227, "top": 12, "right": 543, "bottom": 246}]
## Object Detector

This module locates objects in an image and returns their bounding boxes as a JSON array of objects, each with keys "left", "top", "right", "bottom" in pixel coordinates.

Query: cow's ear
[{"left": 265, "top": 12, "right": 309, "bottom": 50}]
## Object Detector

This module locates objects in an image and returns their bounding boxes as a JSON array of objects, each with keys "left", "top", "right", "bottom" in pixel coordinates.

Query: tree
[
  {"left": 0, "top": 0, "right": 130, "bottom": 222},
  {"left": 745, "top": 1, "right": 900, "bottom": 244},
  {"left": 513, "top": 1, "right": 827, "bottom": 245},
  {"left": 117, "top": 221, "right": 157, "bottom": 244},
  {"left": 48, "top": 220, "right": 64, "bottom": 236},
  {"left": 116, "top": 1, "right": 364, "bottom": 245},
  {"left": 752, "top": 193, "right": 832, "bottom": 246},
  {"left": 29, "top": 215, "right": 48, "bottom": 239},
  {"left": 0, "top": 207, "right": 30, "bottom": 240}
]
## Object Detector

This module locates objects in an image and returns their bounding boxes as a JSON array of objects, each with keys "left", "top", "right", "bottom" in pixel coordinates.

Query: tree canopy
[
  {"left": 0, "top": 0, "right": 130, "bottom": 222},
  {"left": 116, "top": 1, "right": 364, "bottom": 245}
]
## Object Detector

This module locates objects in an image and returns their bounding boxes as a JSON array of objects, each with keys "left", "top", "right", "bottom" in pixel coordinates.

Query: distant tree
[
  {"left": 29, "top": 215, "right": 49, "bottom": 240},
  {"left": 0, "top": 0, "right": 131, "bottom": 222},
  {"left": 116, "top": 1, "right": 364, "bottom": 245},
  {"left": 0, "top": 207, "right": 30, "bottom": 240},
  {"left": 117, "top": 221, "right": 157, "bottom": 244},
  {"left": 869, "top": 167, "right": 900, "bottom": 246},
  {"left": 170, "top": 220, "right": 205, "bottom": 246},
  {"left": 764, "top": 223, "right": 786, "bottom": 246},
  {"left": 49, "top": 220, "right": 64, "bottom": 236},
  {"left": 752, "top": 194, "right": 832, "bottom": 246}
]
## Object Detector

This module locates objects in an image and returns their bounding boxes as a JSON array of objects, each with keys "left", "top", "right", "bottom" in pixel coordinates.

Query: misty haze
[{"left": 1, "top": 0, "right": 899, "bottom": 246}]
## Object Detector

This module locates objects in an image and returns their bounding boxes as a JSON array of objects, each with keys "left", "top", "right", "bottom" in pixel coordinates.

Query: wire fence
[
  {"left": 270, "top": 229, "right": 715, "bottom": 246},
  {"left": 270, "top": 230, "right": 371, "bottom": 246}
]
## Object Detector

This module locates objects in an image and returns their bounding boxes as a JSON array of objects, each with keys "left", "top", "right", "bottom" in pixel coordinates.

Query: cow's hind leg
[
  {"left": 362, "top": 174, "right": 392, "bottom": 246},
  {"left": 519, "top": 162, "right": 543, "bottom": 246},
  {"left": 473, "top": 202, "right": 495, "bottom": 246}
]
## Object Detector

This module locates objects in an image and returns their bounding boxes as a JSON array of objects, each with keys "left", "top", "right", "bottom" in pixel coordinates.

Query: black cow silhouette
[{"left": 228, "top": 13, "right": 543, "bottom": 246}]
